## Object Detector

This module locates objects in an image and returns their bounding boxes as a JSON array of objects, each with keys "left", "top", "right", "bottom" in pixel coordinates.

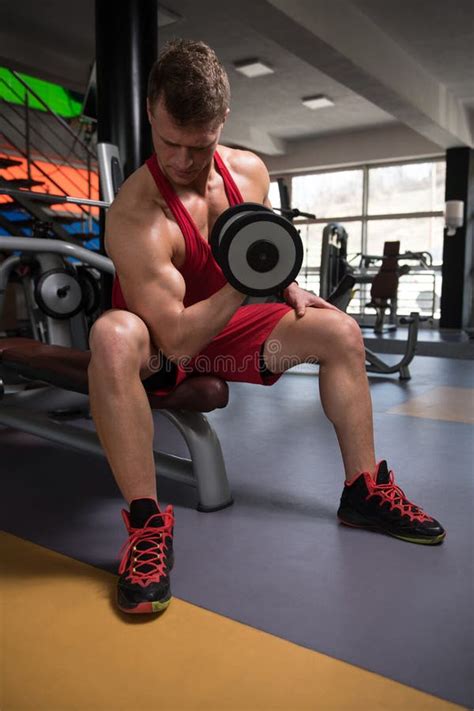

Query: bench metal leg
[
  {"left": 159, "top": 409, "right": 233, "bottom": 512},
  {"left": 0, "top": 386, "right": 233, "bottom": 512}
]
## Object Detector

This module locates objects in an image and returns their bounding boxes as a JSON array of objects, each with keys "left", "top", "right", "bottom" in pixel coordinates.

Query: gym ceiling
[{"left": 1, "top": 0, "right": 473, "bottom": 168}]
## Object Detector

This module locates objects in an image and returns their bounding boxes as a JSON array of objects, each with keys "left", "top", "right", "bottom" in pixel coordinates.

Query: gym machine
[
  {"left": 354, "top": 247, "right": 434, "bottom": 334},
  {"left": 320, "top": 222, "right": 425, "bottom": 380},
  {"left": 0, "top": 187, "right": 108, "bottom": 349},
  {"left": 0, "top": 147, "right": 232, "bottom": 512}
]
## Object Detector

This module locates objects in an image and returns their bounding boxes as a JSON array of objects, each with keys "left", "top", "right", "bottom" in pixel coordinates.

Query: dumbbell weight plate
[
  {"left": 210, "top": 202, "right": 273, "bottom": 262},
  {"left": 218, "top": 211, "right": 303, "bottom": 296},
  {"left": 76, "top": 266, "right": 101, "bottom": 316},
  {"left": 35, "top": 268, "right": 84, "bottom": 320}
]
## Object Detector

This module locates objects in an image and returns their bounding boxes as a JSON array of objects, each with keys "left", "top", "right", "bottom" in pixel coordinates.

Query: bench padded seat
[{"left": 0, "top": 338, "right": 229, "bottom": 412}]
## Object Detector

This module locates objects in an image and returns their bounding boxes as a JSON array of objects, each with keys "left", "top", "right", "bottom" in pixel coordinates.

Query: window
[
  {"left": 273, "top": 158, "right": 445, "bottom": 319},
  {"left": 292, "top": 169, "right": 363, "bottom": 218},
  {"left": 268, "top": 181, "right": 281, "bottom": 210},
  {"left": 368, "top": 162, "right": 445, "bottom": 215},
  {"left": 366, "top": 217, "right": 444, "bottom": 262}
]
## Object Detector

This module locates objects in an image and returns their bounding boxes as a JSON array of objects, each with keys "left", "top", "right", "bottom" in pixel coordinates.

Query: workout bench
[{"left": 0, "top": 337, "right": 234, "bottom": 512}]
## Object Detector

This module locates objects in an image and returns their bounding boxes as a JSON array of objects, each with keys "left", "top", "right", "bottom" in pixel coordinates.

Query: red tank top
[{"left": 111, "top": 151, "right": 244, "bottom": 309}]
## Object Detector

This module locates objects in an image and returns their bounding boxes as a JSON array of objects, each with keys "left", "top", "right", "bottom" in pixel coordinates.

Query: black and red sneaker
[
  {"left": 337, "top": 460, "right": 446, "bottom": 545},
  {"left": 117, "top": 498, "right": 175, "bottom": 614}
]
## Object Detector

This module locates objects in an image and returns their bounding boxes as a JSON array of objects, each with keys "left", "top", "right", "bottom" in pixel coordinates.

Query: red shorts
[{"left": 143, "top": 303, "right": 293, "bottom": 396}]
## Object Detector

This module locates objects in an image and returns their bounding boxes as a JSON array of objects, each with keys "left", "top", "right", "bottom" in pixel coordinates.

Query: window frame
[
  {"left": 270, "top": 155, "right": 445, "bottom": 320},
  {"left": 271, "top": 155, "right": 444, "bottom": 255}
]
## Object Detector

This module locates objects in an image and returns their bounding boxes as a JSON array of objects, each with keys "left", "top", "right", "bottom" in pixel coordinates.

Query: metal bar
[
  {"left": 355, "top": 251, "right": 433, "bottom": 266},
  {"left": 365, "top": 211, "right": 444, "bottom": 221},
  {"left": 365, "top": 313, "right": 420, "bottom": 379},
  {"left": 0, "top": 185, "right": 109, "bottom": 208},
  {"left": 87, "top": 144, "right": 92, "bottom": 201},
  {"left": 293, "top": 211, "right": 444, "bottom": 226},
  {"left": 9, "top": 69, "right": 96, "bottom": 160},
  {"left": 0, "top": 401, "right": 196, "bottom": 488},
  {"left": 362, "top": 165, "right": 369, "bottom": 251},
  {"left": 159, "top": 409, "right": 232, "bottom": 510},
  {"left": 25, "top": 93, "right": 31, "bottom": 181},
  {"left": 299, "top": 264, "right": 440, "bottom": 275},
  {"left": 87, "top": 146, "right": 92, "bottom": 233},
  {"left": 361, "top": 165, "right": 370, "bottom": 319},
  {"left": 269, "top": 154, "right": 444, "bottom": 179},
  {"left": 0, "top": 236, "right": 115, "bottom": 273}
]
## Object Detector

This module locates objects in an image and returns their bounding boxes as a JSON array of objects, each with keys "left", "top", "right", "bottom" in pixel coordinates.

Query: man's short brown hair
[{"left": 147, "top": 39, "right": 230, "bottom": 126}]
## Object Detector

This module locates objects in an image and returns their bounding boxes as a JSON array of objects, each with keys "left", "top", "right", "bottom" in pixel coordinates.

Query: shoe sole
[
  {"left": 337, "top": 514, "right": 446, "bottom": 545},
  {"left": 117, "top": 594, "right": 172, "bottom": 615},
  {"left": 117, "top": 553, "right": 175, "bottom": 615}
]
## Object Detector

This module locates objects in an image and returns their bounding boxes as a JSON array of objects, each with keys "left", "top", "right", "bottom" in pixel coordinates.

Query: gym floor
[{"left": 1, "top": 351, "right": 473, "bottom": 710}]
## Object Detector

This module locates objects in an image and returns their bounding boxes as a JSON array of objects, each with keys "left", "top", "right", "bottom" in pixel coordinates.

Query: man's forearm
[{"left": 163, "top": 283, "right": 246, "bottom": 363}]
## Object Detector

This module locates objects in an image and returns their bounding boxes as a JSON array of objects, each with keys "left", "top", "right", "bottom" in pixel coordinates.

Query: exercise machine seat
[
  {"left": 368, "top": 241, "right": 400, "bottom": 305},
  {"left": 0, "top": 337, "right": 229, "bottom": 412}
]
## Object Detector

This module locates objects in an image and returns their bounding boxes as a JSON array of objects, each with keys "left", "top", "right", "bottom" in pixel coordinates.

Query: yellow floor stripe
[
  {"left": 388, "top": 387, "right": 474, "bottom": 424},
  {"left": 0, "top": 532, "right": 465, "bottom": 711}
]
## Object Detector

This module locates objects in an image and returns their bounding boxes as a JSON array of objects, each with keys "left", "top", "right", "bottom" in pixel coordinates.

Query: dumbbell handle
[{"left": 273, "top": 207, "right": 316, "bottom": 220}]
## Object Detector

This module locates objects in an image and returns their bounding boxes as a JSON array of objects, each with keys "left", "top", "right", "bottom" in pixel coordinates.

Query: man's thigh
[
  {"left": 188, "top": 303, "right": 292, "bottom": 384},
  {"left": 261, "top": 306, "right": 356, "bottom": 374}
]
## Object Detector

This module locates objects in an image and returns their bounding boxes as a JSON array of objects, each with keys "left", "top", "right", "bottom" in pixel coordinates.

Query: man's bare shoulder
[
  {"left": 108, "top": 164, "right": 161, "bottom": 217},
  {"left": 218, "top": 145, "right": 270, "bottom": 200},
  {"left": 105, "top": 166, "right": 170, "bottom": 258},
  {"left": 220, "top": 145, "right": 269, "bottom": 182}
]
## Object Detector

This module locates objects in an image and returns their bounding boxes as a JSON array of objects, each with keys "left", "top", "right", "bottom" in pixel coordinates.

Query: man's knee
[
  {"left": 324, "top": 311, "right": 365, "bottom": 359},
  {"left": 89, "top": 309, "right": 151, "bottom": 367},
  {"left": 263, "top": 308, "right": 364, "bottom": 370},
  {"left": 296, "top": 309, "right": 364, "bottom": 364}
]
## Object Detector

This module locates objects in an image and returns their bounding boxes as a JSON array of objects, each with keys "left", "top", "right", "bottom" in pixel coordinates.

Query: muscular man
[{"left": 88, "top": 39, "right": 445, "bottom": 616}]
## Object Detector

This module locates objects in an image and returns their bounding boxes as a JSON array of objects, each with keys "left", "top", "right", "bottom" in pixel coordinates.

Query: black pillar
[
  {"left": 96, "top": 0, "right": 157, "bottom": 177},
  {"left": 440, "top": 147, "right": 474, "bottom": 329},
  {"left": 95, "top": 0, "right": 158, "bottom": 306}
]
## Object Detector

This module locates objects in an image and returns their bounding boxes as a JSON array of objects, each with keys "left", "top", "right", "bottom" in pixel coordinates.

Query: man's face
[{"left": 148, "top": 97, "right": 227, "bottom": 185}]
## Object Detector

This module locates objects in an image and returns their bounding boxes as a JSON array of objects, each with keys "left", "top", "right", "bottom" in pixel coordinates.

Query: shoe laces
[
  {"left": 366, "top": 471, "right": 433, "bottom": 523},
  {"left": 118, "top": 508, "right": 174, "bottom": 586}
]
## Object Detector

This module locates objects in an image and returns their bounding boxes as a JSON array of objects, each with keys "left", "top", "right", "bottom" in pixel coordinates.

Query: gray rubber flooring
[{"left": 1, "top": 353, "right": 473, "bottom": 708}]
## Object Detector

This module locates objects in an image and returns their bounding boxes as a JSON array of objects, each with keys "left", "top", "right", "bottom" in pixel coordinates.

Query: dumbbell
[{"left": 210, "top": 203, "right": 303, "bottom": 296}]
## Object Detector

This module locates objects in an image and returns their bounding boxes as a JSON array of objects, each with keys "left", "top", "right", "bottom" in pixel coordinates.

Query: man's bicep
[
  {"left": 121, "top": 258, "right": 187, "bottom": 353},
  {"left": 107, "top": 215, "right": 186, "bottom": 353}
]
